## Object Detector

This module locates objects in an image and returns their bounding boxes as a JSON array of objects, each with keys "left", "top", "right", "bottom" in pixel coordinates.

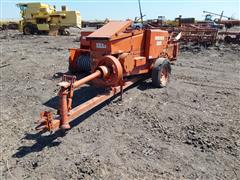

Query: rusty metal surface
[
  {"left": 161, "top": 25, "right": 218, "bottom": 45},
  {"left": 219, "top": 20, "right": 240, "bottom": 26},
  {"left": 218, "top": 31, "right": 240, "bottom": 44},
  {"left": 87, "top": 21, "right": 132, "bottom": 39},
  {"left": 218, "top": 31, "right": 240, "bottom": 36},
  {"left": 148, "top": 22, "right": 218, "bottom": 45}
]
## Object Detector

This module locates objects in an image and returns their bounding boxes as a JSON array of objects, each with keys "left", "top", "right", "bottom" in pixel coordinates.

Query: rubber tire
[
  {"left": 224, "top": 36, "right": 232, "bottom": 44},
  {"left": 151, "top": 59, "right": 171, "bottom": 88},
  {"left": 23, "top": 25, "right": 33, "bottom": 35},
  {"left": 152, "top": 58, "right": 168, "bottom": 68},
  {"left": 2, "top": 25, "right": 7, "bottom": 30}
]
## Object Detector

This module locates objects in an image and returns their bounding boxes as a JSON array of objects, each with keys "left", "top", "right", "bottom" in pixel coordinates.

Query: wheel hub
[
  {"left": 159, "top": 64, "right": 169, "bottom": 86},
  {"left": 93, "top": 55, "right": 123, "bottom": 87}
]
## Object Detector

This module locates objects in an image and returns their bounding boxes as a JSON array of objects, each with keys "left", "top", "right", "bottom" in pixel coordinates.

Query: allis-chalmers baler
[{"left": 36, "top": 21, "right": 179, "bottom": 132}]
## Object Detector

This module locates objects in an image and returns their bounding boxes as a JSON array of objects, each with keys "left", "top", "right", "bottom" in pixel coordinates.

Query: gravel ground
[{"left": 0, "top": 30, "right": 240, "bottom": 180}]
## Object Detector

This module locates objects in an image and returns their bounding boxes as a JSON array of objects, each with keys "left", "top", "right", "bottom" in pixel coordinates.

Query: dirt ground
[{"left": 0, "top": 30, "right": 240, "bottom": 180}]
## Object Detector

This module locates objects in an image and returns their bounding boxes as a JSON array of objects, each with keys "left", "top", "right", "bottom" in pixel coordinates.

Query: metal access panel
[
  {"left": 87, "top": 21, "right": 132, "bottom": 40},
  {"left": 145, "top": 29, "right": 168, "bottom": 59},
  {"left": 37, "top": 24, "right": 49, "bottom": 30}
]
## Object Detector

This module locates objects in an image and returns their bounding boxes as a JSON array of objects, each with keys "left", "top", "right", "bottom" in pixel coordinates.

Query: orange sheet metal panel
[
  {"left": 134, "top": 56, "right": 146, "bottom": 66},
  {"left": 111, "top": 32, "right": 145, "bottom": 55},
  {"left": 68, "top": 48, "right": 81, "bottom": 70},
  {"left": 80, "top": 31, "right": 93, "bottom": 48},
  {"left": 145, "top": 29, "right": 168, "bottom": 59},
  {"left": 90, "top": 40, "right": 111, "bottom": 56},
  {"left": 166, "top": 42, "right": 179, "bottom": 61},
  {"left": 87, "top": 21, "right": 132, "bottom": 39},
  {"left": 110, "top": 37, "right": 132, "bottom": 54},
  {"left": 90, "top": 34, "right": 144, "bottom": 55},
  {"left": 130, "top": 33, "right": 145, "bottom": 55}
]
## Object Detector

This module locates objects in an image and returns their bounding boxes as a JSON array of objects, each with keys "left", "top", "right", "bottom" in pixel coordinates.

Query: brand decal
[
  {"left": 156, "top": 41, "right": 162, "bottom": 46},
  {"left": 155, "top": 36, "right": 164, "bottom": 41},
  {"left": 96, "top": 43, "right": 106, "bottom": 49}
]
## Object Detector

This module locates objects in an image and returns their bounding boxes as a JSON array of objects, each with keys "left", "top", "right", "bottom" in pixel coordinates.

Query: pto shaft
[
  {"left": 58, "top": 69, "right": 102, "bottom": 89},
  {"left": 73, "top": 70, "right": 102, "bottom": 88}
]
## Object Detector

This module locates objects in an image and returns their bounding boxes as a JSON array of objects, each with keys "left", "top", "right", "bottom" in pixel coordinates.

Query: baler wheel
[{"left": 152, "top": 59, "right": 171, "bottom": 88}]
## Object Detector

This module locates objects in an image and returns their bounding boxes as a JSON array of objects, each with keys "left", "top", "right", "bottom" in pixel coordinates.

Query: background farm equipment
[
  {"left": 148, "top": 24, "right": 218, "bottom": 46},
  {"left": 175, "top": 24, "right": 218, "bottom": 45},
  {"left": 36, "top": 20, "right": 179, "bottom": 132},
  {"left": 203, "top": 10, "right": 240, "bottom": 29},
  {"left": 218, "top": 31, "right": 240, "bottom": 44},
  {"left": 82, "top": 19, "right": 109, "bottom": 29},
  {"left": 0, "top": 20, "right": 19, "bottom": 30},
  {"left": 145, "top": 15, "right": 218, "bottom": 46},
  {"left": 146, "top": 15, "right": 195, "bottom": 28},
  {"left": 17, "top": 2, "right": 81, "bottom": 35}
]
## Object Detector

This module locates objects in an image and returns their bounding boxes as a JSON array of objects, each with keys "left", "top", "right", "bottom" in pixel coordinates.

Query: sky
[{"left": 0, "top": 0, "right": 239, "bottom": 21}]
